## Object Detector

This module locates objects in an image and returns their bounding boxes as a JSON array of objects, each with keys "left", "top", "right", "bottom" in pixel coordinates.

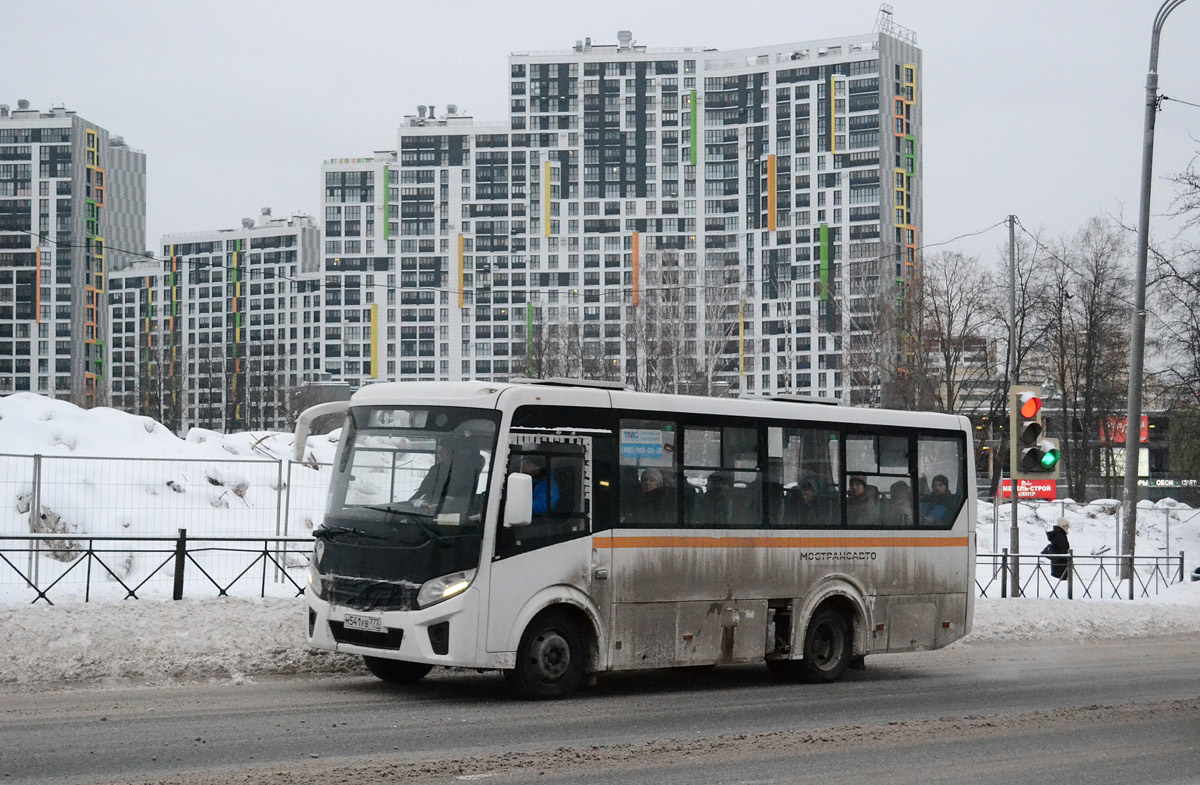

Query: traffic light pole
[{"left": 1007, "top": 215, "right": 1019, "bottom": 598}]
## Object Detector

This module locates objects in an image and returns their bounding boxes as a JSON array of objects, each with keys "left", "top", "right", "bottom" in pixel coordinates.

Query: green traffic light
[{"left": 1039, "top": 449, "right": 1061, "bottom": 469}]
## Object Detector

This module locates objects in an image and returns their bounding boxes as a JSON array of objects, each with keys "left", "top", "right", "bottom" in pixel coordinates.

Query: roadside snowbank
[{"left": 3, "top": 585, "right": 1198, "bottom": 689}]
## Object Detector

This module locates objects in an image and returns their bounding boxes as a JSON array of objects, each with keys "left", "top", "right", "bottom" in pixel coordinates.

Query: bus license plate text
[{"left": 344, "top": 613, "right": 383, "bottom": 633}]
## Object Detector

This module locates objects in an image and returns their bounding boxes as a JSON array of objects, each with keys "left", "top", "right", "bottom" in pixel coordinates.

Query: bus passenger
[
  {"left": 792, "top": 478, "right": 829, "bottom": 527},
  {"left": 521, "top": 456, "right": 560, "bottom": 516},
  {"left": 702, "top": 472, "right": 733, "bottom": 526},
  {"left": 637, "top": 467, "right": 674, "bottom": 525},
  {"left": 846, "top": 474, "right": 880, "bottom": 527},
  {"left": 886, "top": 480, "right": 914, "bottom": 528},
  {"left": 920, "top": 474, "right": 954, "bottom": 526}
]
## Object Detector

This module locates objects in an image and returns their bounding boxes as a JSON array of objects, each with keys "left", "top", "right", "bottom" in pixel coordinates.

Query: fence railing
[
  {"left": 0, "top": 531, "right": 313, "bottom": 604},
  {"left": 0, "top": 532, "right": 1188, "bottom": 604},
  {"left": 0, "top": 452, "right": 331, "bottom": 539},
  {"left": 975, "top": 550, "right": 1186, "bottom": 600}
]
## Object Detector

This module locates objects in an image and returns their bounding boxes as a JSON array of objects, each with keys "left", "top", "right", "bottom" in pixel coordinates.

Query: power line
[
  {"left": 1161, "top": 95, "right": 1200, "bottom": 110},
  {"left": 1011, "top": 218, "right": 1143, "bottom": 312}
]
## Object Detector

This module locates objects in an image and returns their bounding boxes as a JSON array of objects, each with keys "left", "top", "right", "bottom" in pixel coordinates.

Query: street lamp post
[
  {"left": 1007, "top": 214, "right": 1020, "bottom": 598},
  {"left": 1121, "top": 0, "right": 1190, "bottom": 574}
]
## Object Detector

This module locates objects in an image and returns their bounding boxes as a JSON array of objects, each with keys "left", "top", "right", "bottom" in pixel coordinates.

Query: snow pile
[
  {"left": 0, "top": 598, "right": 362, "bottom": 687},
  {"left": 0, "top": 394, "right": 341, "bottom": 603},
  {"left": 2, "top": 589, "right": 1199, "bottom": 688},
  {"left": 965, "top": 581, "right": 1200, "bottom": 643}
]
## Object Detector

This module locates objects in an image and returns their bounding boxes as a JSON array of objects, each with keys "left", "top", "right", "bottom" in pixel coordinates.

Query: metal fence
[
  {"left": 0, "top": 453, "right": 1192, "bottom": 604},
  {"left": 975, "top": 550, "right": 1186, "bottom": 599},
  {"left": 0, "top": 532, "right": 313, "bottom": 604},
  {"left": 0, "top": 452, "right": 331, "bottom": 539},
  {"left": 0, "top": 452, "right": 331, "bottom": 604},
  {"left": 0, "top": 533, "right": 1188, "bottom": 605}
]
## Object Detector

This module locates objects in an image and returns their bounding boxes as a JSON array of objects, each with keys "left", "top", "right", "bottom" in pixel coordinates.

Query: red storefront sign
[
  {"left": 999, "top": 478, "right": 1058, "bottom": 500},
  {"left": 1100, "top": 415, "right": 1149, "bottom": 445}
]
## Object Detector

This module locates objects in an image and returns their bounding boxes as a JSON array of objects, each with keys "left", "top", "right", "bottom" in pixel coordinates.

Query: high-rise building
[
  {"left": 321, "top": 18, "right": 920, "bottom": 402},
  {"left": 0, "top": 100, "right": 146, "bottom": 406},
  {"left": 108, "top": 209, "right": 320, "bottom": 432}
]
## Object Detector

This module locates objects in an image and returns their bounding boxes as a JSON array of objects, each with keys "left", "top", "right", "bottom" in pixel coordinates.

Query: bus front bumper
[{"left": 306, "top": 585, "right": 482, "bottom": 667}]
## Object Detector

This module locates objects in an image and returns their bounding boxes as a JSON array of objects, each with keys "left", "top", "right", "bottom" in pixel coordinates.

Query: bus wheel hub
[{"left": 532, "top": 630, "right": 570, "bottom": 679}]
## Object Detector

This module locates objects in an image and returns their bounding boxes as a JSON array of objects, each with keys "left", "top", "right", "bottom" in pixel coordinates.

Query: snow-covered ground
[
  {"left": 976, "top": 494, "right": 1200, "bottom": 565},
  {"left": 2, "top": 587, "right": 1199, "bottom": 689},
  {"left": 0, "top": 392, "right": 1197, "bottom": 690}
]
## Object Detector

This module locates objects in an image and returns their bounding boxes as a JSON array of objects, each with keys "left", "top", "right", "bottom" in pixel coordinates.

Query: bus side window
[
  {"left": 619, "top": 419, "right": 678, "bottom": 528},
  {"left": 496, "top": 443, "right": 589, "bottom": 559},
  {"left": 729, "top": 451, "right": 761, "bottom": 527},
  {"left": 844, "top": 433, "right": 911, "bottom": 529},
  {"left": 918, "top": 436, "right": 965, "bottom": 528},
  {"left": 681, "top": 426, "right": 759, "bottom": 528},
  {"left": 772, "top": 426, "right": 839, "bottom": 528},
  {"left": 549, "top": 456, "right": 581, "bottom": 515}
]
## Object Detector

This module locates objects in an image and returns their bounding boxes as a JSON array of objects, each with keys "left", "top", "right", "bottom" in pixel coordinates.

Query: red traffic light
[{"left": 1018, "top": 392, "right": 1043, "bottom": 420}]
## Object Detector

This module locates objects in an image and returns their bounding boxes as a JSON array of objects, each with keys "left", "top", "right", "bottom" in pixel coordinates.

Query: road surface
[{"left": 1, "top": 636, "right": 1197, "bottom": 784}]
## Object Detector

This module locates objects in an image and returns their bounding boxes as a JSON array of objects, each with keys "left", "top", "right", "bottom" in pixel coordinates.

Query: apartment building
[
  {"left": 0, "top": 100, "right": 145, "bottom": 406},
  {"left": 108, "top": 209, "right": 320, "bottom": 432},
  {"left": 320, "top": 15, "right": 921, "bottom": 402}
]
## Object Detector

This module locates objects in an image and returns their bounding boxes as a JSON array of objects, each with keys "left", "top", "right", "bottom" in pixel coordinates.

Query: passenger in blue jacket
[
  {"left": 920, "top": 474, "right": 954, "bottom": 525},
  {"left": 521, "top": 456, "right": 560, "bottom": 515}
]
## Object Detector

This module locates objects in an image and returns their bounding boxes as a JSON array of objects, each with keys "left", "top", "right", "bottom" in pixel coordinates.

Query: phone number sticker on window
[{"left": 621, "top": 429, "right": 664, "bottom": 460}]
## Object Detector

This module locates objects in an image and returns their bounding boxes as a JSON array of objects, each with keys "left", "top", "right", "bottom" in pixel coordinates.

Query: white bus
[{"left": 295, "top": 378, "right": 975, "bottom": 699}]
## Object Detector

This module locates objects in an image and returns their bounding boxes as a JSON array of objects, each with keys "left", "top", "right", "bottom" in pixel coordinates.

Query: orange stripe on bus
[{"left": 595, "top": 536, "right": 969, "bottom": 549}]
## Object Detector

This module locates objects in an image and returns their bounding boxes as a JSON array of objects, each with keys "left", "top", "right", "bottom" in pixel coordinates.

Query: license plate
[{"left": 343, "top": 613, "right": 384, "bottom": 633}]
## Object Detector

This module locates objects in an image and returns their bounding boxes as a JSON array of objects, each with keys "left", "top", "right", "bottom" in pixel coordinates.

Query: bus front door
[{"left": 486, "top": 436, "right": 611, "bottom": 659}]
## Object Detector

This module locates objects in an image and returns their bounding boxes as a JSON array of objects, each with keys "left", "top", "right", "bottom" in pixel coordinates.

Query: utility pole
[
  {"left": 1121, "top": 0, "right": 1190, "bottom": 577},
  {"left": 1008, "top": 214, "right": 1020, "bottom": 597}
]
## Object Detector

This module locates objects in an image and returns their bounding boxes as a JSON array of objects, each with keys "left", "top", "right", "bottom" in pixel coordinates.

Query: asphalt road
[{"left": 2, "top": 636, "right": 1198, "bottom": 785}]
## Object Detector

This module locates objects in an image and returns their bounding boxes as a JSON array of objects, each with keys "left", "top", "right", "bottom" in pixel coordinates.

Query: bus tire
[
  {"left": 512, "top": 610, "right": 585, "bottom": 700},
  {"left": 362, "top": 655, "right": 433, "bottom": 684},
  {"left": 798, "top": 608, "right": 852, "bottom": 683}
]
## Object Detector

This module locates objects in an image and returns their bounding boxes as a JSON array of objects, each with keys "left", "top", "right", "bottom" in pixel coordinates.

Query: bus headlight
[
  {"left": 417, "top": 569, "right": 476, "bottom": 609},
  {"left": 307, "top": 563, "right": 328, "bottom": 601}
]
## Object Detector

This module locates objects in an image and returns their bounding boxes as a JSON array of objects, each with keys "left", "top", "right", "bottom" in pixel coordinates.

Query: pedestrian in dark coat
[{"left": 1041, "top": 517, "right": 1072, "bottom": 580}]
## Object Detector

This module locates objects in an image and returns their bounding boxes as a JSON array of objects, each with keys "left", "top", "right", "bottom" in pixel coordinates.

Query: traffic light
[{"left": 1010, "top": 386, "right": 1061, "bottom": 479}]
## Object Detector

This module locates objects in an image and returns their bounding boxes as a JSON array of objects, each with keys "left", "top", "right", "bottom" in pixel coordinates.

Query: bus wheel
[
  {"left": 362, "top": 655, "right": 433, "bottom": 684},
  {"left": 512, "top": 611, "right": 584, "bottom": 700},
  {"left": 799, "top": 609, "right": 852, "bottom": 683}
]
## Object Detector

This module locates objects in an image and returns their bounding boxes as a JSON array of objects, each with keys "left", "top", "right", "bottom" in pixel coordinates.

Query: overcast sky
[{"left": 9, "top": 0, "right": 1200, "bottom": 267}]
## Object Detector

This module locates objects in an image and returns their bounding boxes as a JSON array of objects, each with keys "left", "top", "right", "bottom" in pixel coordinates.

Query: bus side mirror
[
  {"left": 292, "top": 400, "right": 350, "bottom": 462},
  {"left": 504, "top": 473, "right": 534, "bottom": 527}
]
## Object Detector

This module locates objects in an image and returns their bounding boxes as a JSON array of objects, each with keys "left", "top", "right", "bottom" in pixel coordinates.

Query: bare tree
[
  {"left": 525, "top": 309, "right": 577, "bottom": 380},
  {"left": 620, "top": 252, "right": 742, "bottom": 395},
  {"left": 907, "top": 251, "right": 997, "bottom": 415},
  {"left": 1149, "top": 154, "right": 1200, "bottom": 477},
  {"left": 1043, "top": 217, "right": 1132, "bottom": 499},
  {"left": 969, "top": 231, "right": 1057, "bottom": 495},
  {"left": 860, "top": 275, "right": 927, "bottom": 411},
  {"left": 134, "top": 317, "right": 181, "bottom": 432}
]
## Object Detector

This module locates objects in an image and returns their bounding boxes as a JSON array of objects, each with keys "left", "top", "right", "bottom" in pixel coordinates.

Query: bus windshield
[{"left": 325, "top": 405, "right": 500, "bottom": 538}]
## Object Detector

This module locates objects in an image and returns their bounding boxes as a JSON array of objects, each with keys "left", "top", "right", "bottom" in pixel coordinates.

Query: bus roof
[{"left": 345, "top": 380, "right": 970, "bottom": 433}]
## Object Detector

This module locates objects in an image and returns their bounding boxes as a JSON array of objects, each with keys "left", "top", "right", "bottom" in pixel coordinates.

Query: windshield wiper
[
  {"left": 361, "top": 504, "right": 469, "bottom": 545},
  {"left": 361, "top": 503, "right": 427, "bottom": 520},
  {"left": 314, "top": 524, "right": 385, "bottom": 541}
]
